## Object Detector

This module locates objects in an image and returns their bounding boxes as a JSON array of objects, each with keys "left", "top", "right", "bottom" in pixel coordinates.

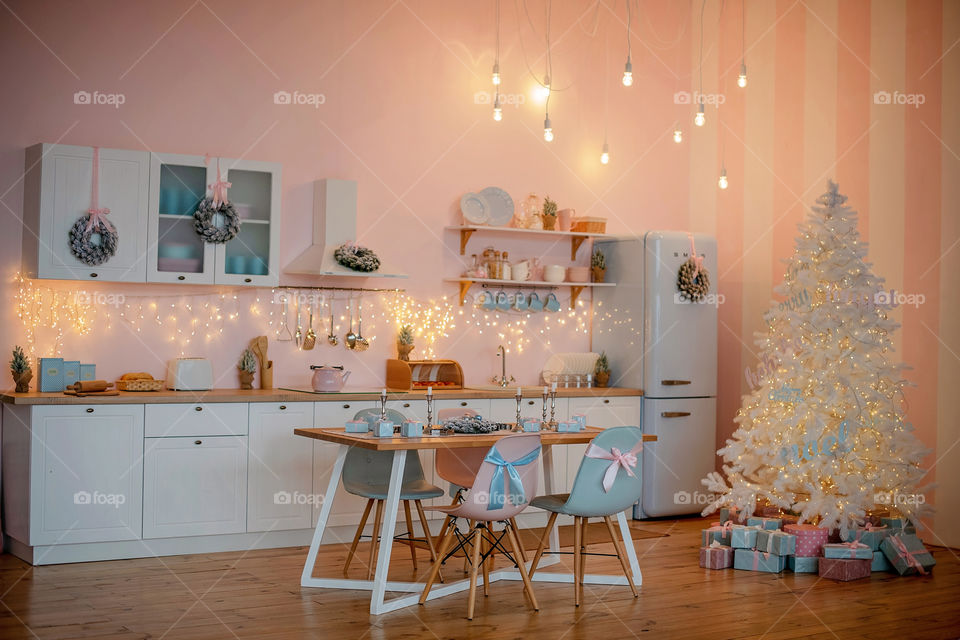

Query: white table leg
[
  {"left": 541, "top": 444, "right": 560, "bottom": 552},
  {"left": 617, "top": 509, "right": 643, "bottom": 586},
  {"left": 301, "top": 444, "right": 347, "bottom": 586},
  {"left": 369, "top": 450, "right": 407, "bottom": 615}
]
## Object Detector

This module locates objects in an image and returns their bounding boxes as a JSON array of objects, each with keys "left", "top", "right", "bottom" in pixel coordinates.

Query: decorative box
[
  {"left": 730, "top": 525, "right": 761, "bottom": 549},
  {"left": 756, "top": 529, "right": 797, "bottom": 556},
  {"left": 789, "top": 556, "right": 819, "bottom": 573},
  {"left": 571, "top": 413, "right": 586, "bottom": 429},
  {"left": 79, "top": 364, "right": 96, "bottom": 381},
  {"left": 557, "top": 420, "right": 582, "bottom": 432},
  {"left": 345, "top": 419, "right": 368, "bottom": 433},
  {"left": 823, "top": 542, "right": 872, "bottom": 560},
  {"left": 819, "top": 557, "right": 871, "bottom": 581},
  {"left": 839, "top": 525, "right": 889, "bottom": 551},
  {"left": 747, "top": 516, "right": 782, "bottom": 531},
  {"left": 734, "top": 548, "right": 787, "bottom": 573},
  {"left": 400, "top": 420, "right": 424, "bottom": 438},
  {"left": 880, "top": 533, "right": 936, "bottom": 576},
  {"left": 719, "top": 506, "right": 741, "bottom": 524},
  {"left": 702, "top": 522, "right": 733, "bottom": 547},
  {"left": 371, "top": 420, "right": 395, "bottom": 438},
  {"left": 881, "top": 516, "right": 908, "bottom": 530},
  {"left": 38, "top": 357, "right": 64, "bottom": 392},
  {"left": 699, "top": 542, "right": 733, "bottom": 569},
  {"left": 784, "top": 524, "right": 829, "bottom": 557},
  {"left": 872, "top": 550, "right": 892, "bottom": 572},
  {"left": 521, "top": 419, "right": 542, "bottom": 433},
  {"left": 63, "top": 360, "right": 80, "bottom": 388}
]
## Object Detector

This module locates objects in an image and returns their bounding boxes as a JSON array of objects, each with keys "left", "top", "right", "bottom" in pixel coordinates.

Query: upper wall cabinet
[
  {"left": 22, "top": 144, "right": 150, "bottom": 283},
  {"left": 23, "top": 144, "right": 281, "bottom": 286}
]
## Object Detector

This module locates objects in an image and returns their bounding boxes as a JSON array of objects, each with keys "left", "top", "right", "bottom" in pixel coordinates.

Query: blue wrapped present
[
  {"left": 345, "top": 419, "right": 368, "bottom": 433},
  {"left": 747, "top": 516, "right": 782, "bottom": 531},
  {"left": 756, "top": 529, "right": 796, "bottom": 556},
  {"left": 371, "top": 420, "right": 395, "bottom": 438},
  {"left": 719, "top": 506, "right": 742, "bottom": 524},
  {"left": 521, "top": 419, "right": 542, "bottom": 432},
  {"left": 789, "top": 556, "right": 819, "bottom": 573},
  {"left": 701, "top": 522, "right": 733, "bottom": 547},
  {"left": 823, "top": 541, "right": 872, "bottom": 560},
  {"left": 571, "top": 413, "right": 586, "bottom": 429},
  {"left": 839, "top": 525, "right": 890, "bottom": 551},
  {"left": 401, "top": 420, "right": 424, "bottom": 438},
  {"left": 557, "top": 420, "right": 582, "bottom": 432},
  {"left": 38, "top": 357, "right": 64, "bottom": 392},
  {"left": 880, "top": 533, "right": 936, "bottom": 575},
  {"left": 872, "top": 550, "right": 892, "bottom": 572},
  {"left": 734, "top": 548, "right": 787, "bottom": 573},
  {"left": 730, "top": 524, "right": 761, "bottom": 549}
]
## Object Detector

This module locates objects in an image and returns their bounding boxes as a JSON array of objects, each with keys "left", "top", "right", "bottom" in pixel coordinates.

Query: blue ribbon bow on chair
[{"left": 483, "top": 446, "right": 542, "bottom": 511}]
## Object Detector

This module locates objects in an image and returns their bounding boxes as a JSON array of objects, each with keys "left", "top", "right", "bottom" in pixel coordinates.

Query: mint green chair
[
  {"left": 528, "top": 426, "right": 644, "bottom": 605},
  {"left": 341, "top": 408, "right": 444, "bottom": 578}
]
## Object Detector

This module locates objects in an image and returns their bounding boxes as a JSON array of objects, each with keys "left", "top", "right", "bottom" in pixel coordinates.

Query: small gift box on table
[
  {"left": 400, "top": 420, "right": 423, "bottom": 437},
  {"left": 734, "top": 548, "right": 787, "bottom": 573},
  {"left": 823, "top": 541, "right": 872, "bottom": 560},
  {"left": 521, "top": 419, "right": 542, "bottom": 433},
  {"left": 872, "top": 550, "right": 892, "bottom": 572},
  {"left": 571, "top": 413, "right": 586, "bottom": 429},
  {"left": 747, "top": 516, "right": 782, "bottom": 531},
  {"left": 345, "top": 419, "right": 368, "bottom": 433},
  {"left": 789, "top": 556, "right": 819, "bottom": 573},
  {"left": 699, "top": 541, "right": 733, "bottom": 569},
  {"left": 839, "top": 525, "right": 889, "bottom": 551},
  {"left": 756, "top": 529, "right": 797, "bottom": 556},
  {"left": 880, "top": 533, "right": 936, "bottom": 576},
  {"left": 557, "top": 420, "right": 582, "bottom": 432},
  {"left": 731, "top": 524, "right": 762, "bottom": 549},
  {"left": 702, "top": 521, "right": 733, "bottom": 547},
  {"left": 819, "top": 557, "right": 871, "bottom": 581},
  {"left": 371, "top": 420, "right": 395, "bottom": 438},
  {"left": 784, "top": 524, "right": 829, "bottom": 557}
]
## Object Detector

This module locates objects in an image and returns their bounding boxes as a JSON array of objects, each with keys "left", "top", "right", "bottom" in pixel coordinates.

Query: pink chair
[{"left": 419, "top": 434, "right": 542, "bottom": 620}]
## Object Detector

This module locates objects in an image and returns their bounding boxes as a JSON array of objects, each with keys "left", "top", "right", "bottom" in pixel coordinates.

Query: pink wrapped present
[
  {"left": 785, "top": 523, "right": 829, "bottom": 557},
  {"left": 699, "top": 541, "right": 733, "bottom": 569},
  {"left": 819, "top": 557, "right": 871, "bottom": 581}
]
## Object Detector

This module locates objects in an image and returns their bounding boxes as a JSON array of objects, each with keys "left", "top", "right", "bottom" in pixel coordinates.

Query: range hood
[{"left": 284, "top": 179, "right": 407, "bottom": 278}]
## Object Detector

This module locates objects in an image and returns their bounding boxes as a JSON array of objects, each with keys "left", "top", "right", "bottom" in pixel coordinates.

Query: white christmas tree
[{"left": 703, "top": 181, "right": 931, "bottom": 531}]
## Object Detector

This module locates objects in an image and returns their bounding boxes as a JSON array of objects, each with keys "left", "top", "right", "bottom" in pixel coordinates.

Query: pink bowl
[{"left": 567, "top": 266, "right": 590, "bottom": 282}]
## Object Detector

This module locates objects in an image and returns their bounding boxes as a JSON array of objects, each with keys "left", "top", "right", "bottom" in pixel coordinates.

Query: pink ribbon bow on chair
[
  {"left": 687, "top": 232, "right": 704, "bottom": 279},
  {"left": 86, "top": 147, "right": 115, "bottom": 234},
  {"left": 584, "top": 440, "right": 643, "bottom": 492},
  {"left": 207, "top": 156, "right": 232, "bottom": 208}
]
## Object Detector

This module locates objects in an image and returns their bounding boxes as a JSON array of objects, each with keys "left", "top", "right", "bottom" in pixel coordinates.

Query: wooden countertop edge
[{"left": 0, "top": 387, "right": 643, "bottom": 406}]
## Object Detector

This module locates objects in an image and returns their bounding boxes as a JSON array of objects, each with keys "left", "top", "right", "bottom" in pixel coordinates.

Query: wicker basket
[
  {"left": 571, "top": 216, "right": 607, "bottom": 233},
  {"left": 116, "top": 378, "right": 164, "bottom": 391}
]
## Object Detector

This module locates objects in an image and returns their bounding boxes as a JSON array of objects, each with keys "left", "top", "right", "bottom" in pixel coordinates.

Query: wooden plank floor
[{"left": 1, "top": 517, "right": 958, "bottom": 640}]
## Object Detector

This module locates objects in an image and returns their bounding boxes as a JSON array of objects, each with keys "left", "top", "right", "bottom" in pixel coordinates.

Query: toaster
[{"left": 166, "top": 358, "right": 214, "bottom": 391}]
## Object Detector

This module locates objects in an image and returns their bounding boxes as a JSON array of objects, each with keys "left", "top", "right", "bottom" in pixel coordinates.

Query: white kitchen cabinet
[
  {"left": 434, "top": 398, "right": 490, "bottom": 418},
  {"left": 312, "top": 400, "right": 377, "bottom": 526},
  {"left": 247, "top": 402, "right": 315, "bottom": 532},
  {"left": 22, "top": 143, "right": 149, "bottom": 282},
  {"left": 145, "top": 402, "right": 248, "bottom": 438},
  {"left": 143, "top": 436, "right": 248, "bottom": 538},
  {"left": 6, "top": 405, "right": 145, "bottom": 545},
  {"left": 564, "top": 396, "right": 642, "bottom": 491}
]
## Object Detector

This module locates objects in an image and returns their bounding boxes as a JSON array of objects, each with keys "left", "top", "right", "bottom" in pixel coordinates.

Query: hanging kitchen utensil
[
  {"left": 277, "top": 295, "right": 293, "bottom": 342},
  {"left": 345, "top": 299, "right": 357, "bottom": 350},
  {"left": 355, "top": 301, "right": 369, "bottom": 352},
  {"left": 327, "top": 300, "right": 339, "bottom": 346},
  {"left": 303, "top": 298, "right": 317, "bottom": 350},
  {"left": 294, "top": 296, "right": 303, "bottom": 348}
]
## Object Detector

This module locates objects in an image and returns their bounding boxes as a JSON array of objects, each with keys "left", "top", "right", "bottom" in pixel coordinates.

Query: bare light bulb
[
  {"left": 600, "top": 141, "right": 610, "bottom": 164},
  {"left": 718, "top": 167, "right": 729, "bottom": 190},
  {"left": 492, "top": 63, "right": 501, "bottom": 86},
  {"left": 622, "top": 59, "right": 633, "bottom": 87},
  {"left": 695, "top": 100, "right": 706, "bottom": 127},
  {"left": 673, "top": 128, "right": 683, "bottom": 143},
  {"left": 737, "top": 62, "right": 747, "bottom": 88},
  {"left": 543, "top": 116, "right": 553, "bottom": 142},
  {"left": 493, "top": 95, "right": 502, "bottom": 121}
]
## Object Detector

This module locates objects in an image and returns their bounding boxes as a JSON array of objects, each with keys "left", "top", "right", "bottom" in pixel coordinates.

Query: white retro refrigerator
[{"left": 592, "top": 231, "right": 718, "bottom": 518}]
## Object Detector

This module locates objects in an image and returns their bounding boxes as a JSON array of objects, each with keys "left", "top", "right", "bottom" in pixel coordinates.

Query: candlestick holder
[
  {"left": 548, "top": 389, "right": 558, "bottom": 430},
  {"left": 426, "top": 394, "right": 434, "bottom": 431},
  {"left": 515, "top": 393, "right": 523, "bottom": 432},
  {"left": 541, "top": 390, "right": 548, "bottom": 425}
]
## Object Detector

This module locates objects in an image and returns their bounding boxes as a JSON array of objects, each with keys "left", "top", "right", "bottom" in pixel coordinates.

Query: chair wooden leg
[
  {"left": 573, "top": 516, "right": 582, "bottom": 607},
  {"left": 505, "top": 520, "right": 539, "bottom": 612},
  {"left": 403, "top": 500, "right": 418, "bottom": 570},
  {"left": 578, "top": 517, "right": 588, "bottom": 605},
  {"left": 481, "top": 528, "right": 490, "bottom": 596},
  {"left": 367, "top": 500, "right": 385, "bottom": 580},
  {"left": 420, "top": 517, "right": 457, "bottom": 604},
  {"left": 414, "top": 500, "right": 443, "bottom": 583},
  {"left": 604, "top": 515, "right": 638, "bottom": 597},
  {"left": 343, "top": 498, "right": 374, "bottom": 576},
  {"left": 467, "top": 524, "right": 482, "bottom": 620},
  {"left": 529, "top": 512, "right": 558, "bottom": 578},
  {"left": 508, "top": 518, "right": 527, "bottom": 562}
]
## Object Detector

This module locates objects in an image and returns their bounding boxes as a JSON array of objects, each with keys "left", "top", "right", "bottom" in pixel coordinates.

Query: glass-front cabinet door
[
  {"left": 215, "top": 160, "right": 281, "bottom": 286},
  {"left": 147, "top": 153, "right": 216, "bottom": 284}
]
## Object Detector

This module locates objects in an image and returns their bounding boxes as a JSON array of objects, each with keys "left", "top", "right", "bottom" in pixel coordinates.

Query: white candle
[
  {"left": 543, "top": 385, "right": 548, "bottom": 395},
  {"left": 516, "top": 386, "right": 522, "bottom": 397},
  {"left": 552, "top": 381, "right": 557, "bottom": 391},
  {"left": 427, "top": 386, "right": 432, "bottom": 396}
]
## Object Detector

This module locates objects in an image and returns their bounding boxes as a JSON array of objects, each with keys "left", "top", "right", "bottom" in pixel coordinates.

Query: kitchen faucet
[{"left": 491, "top": 345, "right": 515, "bottom": 388}]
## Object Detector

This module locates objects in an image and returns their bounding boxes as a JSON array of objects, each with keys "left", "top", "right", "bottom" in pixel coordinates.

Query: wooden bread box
[{"left": 386, "top": 359, "right": 464, "bottom": 391}]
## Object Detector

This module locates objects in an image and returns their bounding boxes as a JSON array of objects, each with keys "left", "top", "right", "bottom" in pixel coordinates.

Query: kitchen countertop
[{"left": 0, "top": 386, "right": 642, "bottom": 406}]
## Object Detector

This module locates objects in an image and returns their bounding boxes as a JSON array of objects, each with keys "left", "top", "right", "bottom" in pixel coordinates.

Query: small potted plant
[
  {"left": 594, "top": 351, "right": 611, "bottom": 388},
  {"left": 238, "top": 348, "right": 257, "bottom": 390},
  {"left": 397, "top": 325, "right": 415, "bottom": 361},
  {"left": 591, "top": 247, "right": 606, "bottom": 283},
  {"left": 10, "top": 345, "right": 32, "bottom": 393},
  {"left": 542, "top": 196, "right": 558, "bottom": 230}
]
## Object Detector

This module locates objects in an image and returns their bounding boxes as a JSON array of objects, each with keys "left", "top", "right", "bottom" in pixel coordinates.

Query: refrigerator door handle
[
  {"left": 661, "top": 379, "right": 692, "bottom": 385},
  {"left": 661, "top": 411, "right": 692, "bottom": 418}
]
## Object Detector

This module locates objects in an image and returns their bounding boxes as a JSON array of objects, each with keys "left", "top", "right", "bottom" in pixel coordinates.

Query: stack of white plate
[
  {"left": 460, "top": 187, "right": 514, "bottom": 226},
  {"left": 541, "top": 352, "right": 600, "bottom": 382}
]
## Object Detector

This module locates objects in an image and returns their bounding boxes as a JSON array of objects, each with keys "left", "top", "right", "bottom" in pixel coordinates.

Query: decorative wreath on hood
[{"left": 334, "top": 243, "right": 380, "bottom": 272}]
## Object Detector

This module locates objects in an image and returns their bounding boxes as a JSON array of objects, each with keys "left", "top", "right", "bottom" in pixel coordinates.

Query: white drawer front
[{"left": 145, "top": 403, "right": 248, "bottom": 437}]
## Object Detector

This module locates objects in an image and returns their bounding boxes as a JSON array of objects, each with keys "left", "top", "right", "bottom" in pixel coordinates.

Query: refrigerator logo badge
[{"left": 673, "top": 291, "right": 724, "bottom": 307}]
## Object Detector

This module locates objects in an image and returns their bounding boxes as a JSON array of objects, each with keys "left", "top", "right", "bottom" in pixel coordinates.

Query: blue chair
[
  {"left": 528, "top": 426, "right": 644, "bottom": 605},
  {"left": 342, "top": 408, "right": 445, "bottom": 578}
]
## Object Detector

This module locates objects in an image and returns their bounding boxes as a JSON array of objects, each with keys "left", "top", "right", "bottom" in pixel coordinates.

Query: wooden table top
[{"left": 294, "top": 426, "right": 657, "bottom": 451}]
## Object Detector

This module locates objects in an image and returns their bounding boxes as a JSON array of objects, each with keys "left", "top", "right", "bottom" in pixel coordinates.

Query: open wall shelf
[
  {"left": 443, "top": 277, "right": 614, "bottom": 309},
  {"left": 445, "top": 225, "right": 606, "bottom": 261}
]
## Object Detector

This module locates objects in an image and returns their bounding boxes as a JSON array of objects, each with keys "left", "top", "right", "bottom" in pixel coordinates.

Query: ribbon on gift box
[
  {"left": 757, "top": 530, "right": 790, "bottom": 553},
  {"left": 752, "top": 549, "right": 771, "bottom": 571},
  {"left": 840, "top": 539, "right": 870, "bottom": 558},
  {"left": 706, "top": 520, "right": 735, "bottom": 537},
  {"left": 585, "top": 439, "right": 642, "bottom": 492},
  {"left": 889, "top": 536, "right": 928, "bottom": 575}
]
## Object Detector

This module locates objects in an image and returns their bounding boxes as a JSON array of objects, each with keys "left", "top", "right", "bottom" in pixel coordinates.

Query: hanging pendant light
[
  {"left": 674, "top": 127, "right": 683, "bottom": 143},
  {"left": 738, "top": 61, "right": 748, "bottom": 88},
  {"left": 695, "top": 99, "right": 706, "bottom": 127},
  {"left": 493, "top": 94, "right": 503, "bottom": 121},
  {"left": 718, "top": 166, "right": 729, "bottom": 189},
  {"left": 543, "top": 115, "right": 554, "bottom": 142},
  {"left": 600, "top": 141, "right": 610, "bottom": 164},
  {"left": 622, "top": 58, "right": 633, "bottom": 86}
]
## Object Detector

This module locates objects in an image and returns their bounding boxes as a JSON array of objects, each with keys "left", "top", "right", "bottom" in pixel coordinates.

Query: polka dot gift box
[{"left": 784, "top": 523, "right": 829, "bottom": 557}]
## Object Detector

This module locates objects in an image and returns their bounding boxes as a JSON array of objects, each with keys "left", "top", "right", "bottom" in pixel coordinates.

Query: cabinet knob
[
  {"left": 195, "top": 406, "right": 203, "bottom": 412},
  {"left": 527, "top": 400, "right": 535, "bottom": 405},
  {"left": 194, "top": 440, "right": 202, "bottom": 445},
  {"left": 178, "top": 275, "right": 186, "bottom": 281},
  {"left": 343, "top": 404, "right": 350, "bottom": 409},
  {"left": 244, "top": 278, "right": 252, "bottom": 283},
  {"left": 403, "top": 403, "right": 410, "bottom": 408},
  {"left": 603, "top": 399, "right": 610, "bottom": 404},
  {"left": 460, "top": 401, "right": 468, "bottom": 407},
  {"left": 89, "top": 273, "right": 98, "bottom": 278},
  {"left": 279, "top": 405, "right": 287, "bottom": 410},
  {"left": 86, "top": 408, "right": 94, "bottom": 413}
]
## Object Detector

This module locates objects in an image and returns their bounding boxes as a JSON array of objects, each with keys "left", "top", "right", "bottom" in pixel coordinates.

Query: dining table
[{"left": 294, "top": 425, "right": 657, "bottom": 615}]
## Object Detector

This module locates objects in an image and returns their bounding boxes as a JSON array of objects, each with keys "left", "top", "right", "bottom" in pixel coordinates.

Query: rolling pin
[{"left": 68, "top": 380, "right": 114, "bottom": 393}]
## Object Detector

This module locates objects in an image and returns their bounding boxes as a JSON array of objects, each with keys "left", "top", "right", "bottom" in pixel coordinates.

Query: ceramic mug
[
  {"left": 479, "top": 291, "right": 496, "bottom": 310},
  {"left": 496, "top": 291, "right": 511, "bottom": 311},
  {"left": 528, "top": 292, "right": 543, "bottom": 312},
  {"left": 558, "top": 208, "right": 574, "bottom": 231},
  {"left": 514, "top": 291, "right": 528, "bottom": 311},
  {"left": 543, "top": 264, "right": 565, "bottom": 283},
  {"left": 544, "top": 292, "right": 561, "bottom": 312},
  {"left": 512, "top": 261, "right": 529, "bottom": 282}
]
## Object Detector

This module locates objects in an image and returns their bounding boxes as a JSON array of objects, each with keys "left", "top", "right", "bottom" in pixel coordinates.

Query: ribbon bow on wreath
[
  {"left": 193, "top": 156, "right": 240, "bottom": 244},
  {"left": 677, "top": 232, "right": 710, "bottom": 302},
  {"left": 584, "top": 439, "right": 643, "bottom": 492},
  {"left": 70, "top": 147, "right": 119, "bottom": 266}
]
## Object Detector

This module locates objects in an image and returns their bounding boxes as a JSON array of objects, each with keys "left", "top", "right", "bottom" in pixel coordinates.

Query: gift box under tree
[
  {"left": 789, "top": 556, "right": 819, "bottom": 573},
  {"left": 819, "top": 557, "right": 871, "bottom": 581},
  {"left": 823, "top": 541, "right": 872, "bottom": 560},
  {"left": 730, "top": 525, "right": 762, "bottom": 549},
  {"left": 784, "top": 523, "right": 829, "bottom": 557},
  {"left": 700, "top": 541, "right": 733, "bottom": 569},
  {"left": 747, "top": 516, "right": 782, "bottom": 530},
  {"left": 756, "top": 530, "right": 796, "bottom": 556},
  {"left": 734, "top": 548, "right": 787, "bottom": 573},
  {"left": 839, "top": 524, "right": 890, "bottom": 551},
  {"left": 872, "top": 550, "right": 892, "bottom": 572},
  {"left": 880, "top": 533, "right": 936, "bottom": 576},
  {"left": 702, "top": 522, "right": 733, "bottom": 547}
]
